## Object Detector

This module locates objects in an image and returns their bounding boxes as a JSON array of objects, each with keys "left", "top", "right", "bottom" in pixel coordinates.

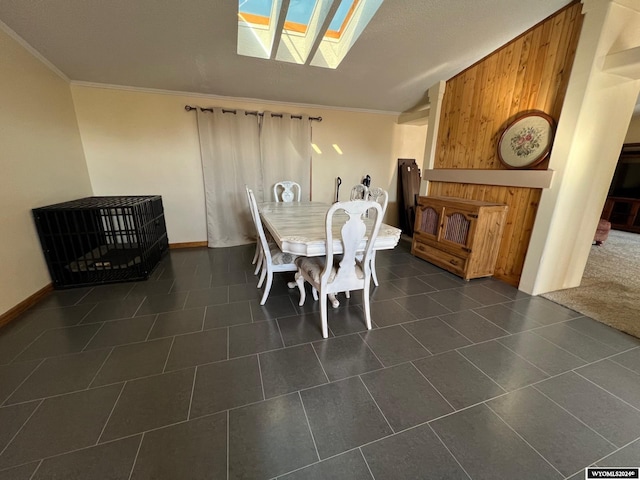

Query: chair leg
[
  {"left": 295, "top": 271, "right": 306, "bottom": 307},
  {"left": 328, "top": 294, "right": 340, "bottom": 308},
  {"left": 363, "top": 279, "right": 373, "bottom": 331},
  {"left": 371, "top": 251, "right": 379, "bottom": 287},
  {"left": 345, "top": 290, "right": 350, "bottom": 298},
  {"left": 312, "top": 286, "right": 318, "bottom": 301},
  {"left": 320, "top": 292, "right": 329, "bottom": 338},
  {"left": 258, "top": 262, "right": 267, "bottom": 288},
  {"left": 260, "top": 270, "right": 273, "bottom": 305},
  {"left": 252, "top": 241, "right": 259, "bottom": 265},
  {"left": 254, "top": 249, "right": 263, "bottom": 276}
]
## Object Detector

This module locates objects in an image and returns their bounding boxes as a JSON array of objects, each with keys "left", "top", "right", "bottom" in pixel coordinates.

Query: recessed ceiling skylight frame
[{"left": 237, "top": 0, "right": 383, "bottom": 68}]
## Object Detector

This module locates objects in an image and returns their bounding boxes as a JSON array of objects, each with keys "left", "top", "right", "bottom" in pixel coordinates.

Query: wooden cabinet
[
  {"left": 411, "top": 196, "right": 508, "bottom": 280},
  {"left": 602, "top": 197, "right": 640, "bottom": 233}
]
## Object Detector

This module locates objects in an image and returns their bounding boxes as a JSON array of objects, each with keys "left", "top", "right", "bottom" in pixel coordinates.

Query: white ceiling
[{"left": 0, "top": 0, "right": 574, "bottom": 113}]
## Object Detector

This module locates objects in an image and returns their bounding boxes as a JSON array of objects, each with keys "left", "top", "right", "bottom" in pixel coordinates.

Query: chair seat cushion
[
  {"left": 270, "top": 245, "right": 297, "bottom": 265},
  {"left": 295, "top": 256, "right": 364, "bottom": 284}
]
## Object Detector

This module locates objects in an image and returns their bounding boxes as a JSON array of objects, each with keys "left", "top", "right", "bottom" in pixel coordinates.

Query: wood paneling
[{"left": 428, "top": 2, "right": 583, "bottom": 286}]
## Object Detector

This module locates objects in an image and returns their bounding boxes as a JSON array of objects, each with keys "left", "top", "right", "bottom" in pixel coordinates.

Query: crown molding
[{"left": 0, "top": 19, "right": 68, "bottom": 81}]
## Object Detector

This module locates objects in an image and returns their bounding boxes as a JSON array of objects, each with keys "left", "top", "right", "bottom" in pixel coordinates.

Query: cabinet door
[
  {"left": 439, "top": 208, "right": 476, "bottom": 253},
  {"left": 415, "top": 204, "right": 441, "bottom": 240}
]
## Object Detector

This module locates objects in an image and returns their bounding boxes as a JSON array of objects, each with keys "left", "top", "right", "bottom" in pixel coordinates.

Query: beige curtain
[
  {"left": 196, "top": 108, "right": 263, "bottom": 247},
  {"left": 260, "top": 112, "right": 312, "bottom": 201}
]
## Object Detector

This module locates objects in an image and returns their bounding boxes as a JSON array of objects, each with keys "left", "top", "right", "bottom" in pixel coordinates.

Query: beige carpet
[{"left": 542, "top": 229, "right": 640, "bottom": 339}]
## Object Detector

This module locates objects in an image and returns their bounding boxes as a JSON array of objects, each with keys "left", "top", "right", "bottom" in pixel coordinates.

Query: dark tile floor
[{"left": 1, "top": 240, "right": 640, "bottom": 479}]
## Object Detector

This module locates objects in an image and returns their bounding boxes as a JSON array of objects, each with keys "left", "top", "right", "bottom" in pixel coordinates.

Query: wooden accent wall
[{"left": 428, "top": 2, "right": 583, "bottom": 286}]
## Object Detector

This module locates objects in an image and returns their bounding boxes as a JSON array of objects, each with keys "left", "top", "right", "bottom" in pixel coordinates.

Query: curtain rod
[{"left": 184, "top": 105, "right": 322, "bottom": 122}]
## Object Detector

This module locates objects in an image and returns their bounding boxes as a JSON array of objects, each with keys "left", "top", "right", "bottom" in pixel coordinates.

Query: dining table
[{"left": 258, "top": 201, "right": 402, "bottom": 256}]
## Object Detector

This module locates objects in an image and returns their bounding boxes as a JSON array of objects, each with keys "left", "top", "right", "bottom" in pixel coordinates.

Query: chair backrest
[
  {"left": 245, "top": 185, "right": 257, "bottom": 223},
  {"left": 247, "top": 188, "right": 272, "bottom": 260},
  {"left": 350, "top": 184, "right": 369, "bottom": 200},
  {"left": 368, "top": 187, "right": 389, "bottom": 214},
  {"left": 273, "top": 181, "right": 301, "bottom": 202},
  {"left": 322, "top": 200, "right": 383, "bottom": 288}
]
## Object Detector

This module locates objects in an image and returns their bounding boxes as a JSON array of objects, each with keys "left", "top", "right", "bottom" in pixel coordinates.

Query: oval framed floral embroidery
[{"left": 497, "top": 111, "right": 556, "bottom": 169}]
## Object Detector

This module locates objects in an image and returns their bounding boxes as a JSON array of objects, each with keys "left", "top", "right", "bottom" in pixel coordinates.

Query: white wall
[
  {"left": 71, "top": 84, "right": 426, "bottom": 243},
  {"left": 0, "top": 27, "right": 92, "bottom": 315},
  {"left": 521, "top": 0, "right": 640, "bottom": 295}
]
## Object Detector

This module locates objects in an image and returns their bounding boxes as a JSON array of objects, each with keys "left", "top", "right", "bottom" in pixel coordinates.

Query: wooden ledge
[{"left": 422, "top": 169, "right": 555, "bottom": 189}]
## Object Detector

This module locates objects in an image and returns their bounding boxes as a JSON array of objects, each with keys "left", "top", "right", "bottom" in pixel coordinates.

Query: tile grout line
[
  {"left": 75, "top": 288, "right": 95, "bottom": 306},
  {"left": 256, "top": 355, "right": 266, "bottom": 400},
  {"left": 297, "top": 391, "right": 322, "bottom": 463},
  {"left": 606, "top": 353, "right": 640, "bottom": 377},
  {"left": 360, "top": 335, "right": 386, "bottom": 370},
  {"left": 96, "top": 382, "right": 126, "bottom": 444},
  {"left": 496, "top": 330, "right": 586, "bottom": 365},
  {"left": 522, "top": 320, "right": 624, "bottom": 356},
  {"left": 452, "top": 348, "right": 509, "bottom": 393},
  {"left": 484, "top": 402, "right": 565, "bottom": 478},
  {"left": 27, "top": 459, "right": 43, "bottom": 480},
  {"left": 488, "top": 340, "right": 554, "bottom": 378},
  {"left": 358, "top": 447, "right": 377, "bottom": 480},
  {"left": 526, "top": 329, "right": 613, "bottom": 364},
  {"left": 0, "top": 399, "right": 43, "bottom": 457},
  {"left": 6, "top": 328, "right": 50, "bottom": 365},
  {"left": 309, "top": 342, "right": 331, "bottom": 384},
  {"left": 572, "top": 370, "right": 640, "bottom": 415},
  {"left": 182, "top": 287, "right": 191, "bottom": 312},
  {"left": 126, "top": 432, "right": 144, "bottom": 480},
  {"left": 530, "top": 385, "right": 618, "bottom": 449},
  {"left": 1, "top": 359, "right": 45, "bottom": 407},
  {"left": 272, "top": 447, "right": 368, "bottom": 479},
  {"left": 226, "top": 409, "right": 229, "bottom": 480},
  {"left": 358, "top": 376, "right": 395, "bottom": 435},
  {"left": 430, "top": 314, "right": 477, "bottom": 346},
  {"left": 77, "top": 302, "right": 99, "bottom": 324},
  {"left": 427, "top": 423, "right": 474, "bottom": 480},
  {"left": 588, "top": 436, "right": 640, "bottom": 471},
  {"left": 81, "top": 323, "right": 106, "bottom": 353},
  {"left": 398, "top": 323, "right": 433, "bottom": 355},
  {"left": 471, "top": 309, "right": 544, "bottom": 335},
  {"left": 143, "top": 314, "right": 160, "bottom": 342},
  {"left": 86, "top": 347, "right": 114, "bottom": 389},
  {"left": 274, "top": 317, "right": 286, "bottom": 350},
  {"left": 201, "top": 307, "right": 207, "bottom": 332},
  {"left": 561, "top": 317, "right": 629, "bottom": 344},
  {"left": 162, "top": 337, "right": 176, "bottom": 373},
  {"left": 186, "top": 366, "right": 197, "bottom": 421},
  {"left": 131, "top": 296, "right": 145, "bottom": 318},
  {"left": 409, "top": 361, "right": 456, "bottom": 411}
]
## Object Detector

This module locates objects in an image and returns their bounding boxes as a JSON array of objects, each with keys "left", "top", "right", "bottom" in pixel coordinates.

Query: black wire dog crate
[{"left": 33, "top": 196, "right": 168, "bottom": 288}]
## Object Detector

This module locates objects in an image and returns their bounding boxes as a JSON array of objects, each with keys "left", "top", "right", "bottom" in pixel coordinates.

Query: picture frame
[{"left": 497, "top": 111, "right": 556, "bottom": 169}]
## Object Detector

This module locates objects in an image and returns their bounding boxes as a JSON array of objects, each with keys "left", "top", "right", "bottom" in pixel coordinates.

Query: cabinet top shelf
[{"left": 418, "top": 196, "right": 508, "bottom": 208}]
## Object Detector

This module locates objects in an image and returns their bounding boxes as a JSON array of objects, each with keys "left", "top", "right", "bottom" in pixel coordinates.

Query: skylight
[{"left": 237, "top": 0, "right": 383, "bottom": 68}]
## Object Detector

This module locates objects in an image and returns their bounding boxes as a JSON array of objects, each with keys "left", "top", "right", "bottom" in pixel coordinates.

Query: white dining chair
[
  {"left": 245, "top": 185, "right": 266, "bottom": 276},
  {"left": 350, "top": 184, "right": 368, "bottom": 200},
  {"left": 367, "top": 186, "right": 389, "bottom": 286},
  {"left": 368, "top": 187, "right": 389, "bottom": 214},
  {"left": 247, "top": 188, "right": 298, "bottom": 304},
  {"left": 294, "top": 200, "right": 383, "bottom": 338},
  {"left": 273, "top": 181, "right": 301, "bottom": 202}
]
